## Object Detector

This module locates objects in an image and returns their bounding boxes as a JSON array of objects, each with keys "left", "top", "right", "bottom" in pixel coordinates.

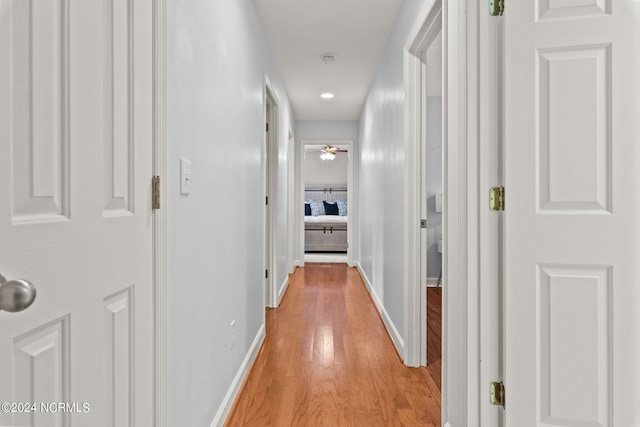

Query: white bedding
[{"left": 304, "top": 215, "right": 348, "bottom": 224}]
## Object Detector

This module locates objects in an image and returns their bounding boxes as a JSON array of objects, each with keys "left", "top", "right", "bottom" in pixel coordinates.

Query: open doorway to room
[
  {"left": 420, "top": 30, "right": 444, "bottom": 376},
  {"left": 300, "top": 140, "right": 354, "bottom": 265},
  {"left": 403, "top": 0, "right": 444, "bottom": 383},
  {"left": 405, "top": 2, "right": 501, "bottom": 424},
  {"left": 264, "top": 79, "right": 279, "bottom": 308}
]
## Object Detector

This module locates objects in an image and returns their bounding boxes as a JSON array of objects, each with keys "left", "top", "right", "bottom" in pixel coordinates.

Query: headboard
[{"left": 304, "top": 184, "right": 347, "bottom": 204}]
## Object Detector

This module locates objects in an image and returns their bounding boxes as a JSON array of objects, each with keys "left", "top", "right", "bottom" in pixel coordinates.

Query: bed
[{"left": 304, "top": 185, "right": 348, "bottom": 253}]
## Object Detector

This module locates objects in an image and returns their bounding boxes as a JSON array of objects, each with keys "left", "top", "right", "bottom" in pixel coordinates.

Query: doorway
[
  {"left": 299, "top": 140, "right": 354, "bottom": 266},
  {"left": 403, "top": 0, "right": 443, "bottom": 370},
  {"left": 287, "top": 128, "right": 295, "bottom": 274},
  {"left": 404, "top": 0, "right": 503, "bottom": 425},
  {"left": 264, "top": 78, "right": 279, "bottom": 308},
  {"left": 419, "top": 30, "right": 444, "bottom": 369}
]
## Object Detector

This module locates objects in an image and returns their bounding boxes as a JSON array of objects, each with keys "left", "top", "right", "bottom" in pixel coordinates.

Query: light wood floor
[
  {"left": 225, "top": 263, "right": 441, "bottom": 426},
  {"left": 426, "top": 287, "right": 442, "bottom": 387}
]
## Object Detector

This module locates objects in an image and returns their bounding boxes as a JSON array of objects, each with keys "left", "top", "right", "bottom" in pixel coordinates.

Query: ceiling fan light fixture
[
  {"left": 321, "top": 92, "right": 334, "bottom": 99},
  {"left": 320, "top": 152, "right": 335, "bottom": 161}
]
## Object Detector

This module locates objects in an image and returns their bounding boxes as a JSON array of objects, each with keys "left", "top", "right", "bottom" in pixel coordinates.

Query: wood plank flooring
[
  {"left": 426, "top": 287, "right": 442, "bottom": 388},
  {"left": 225, "top": 263, "right": 441, "bottom": 426}
]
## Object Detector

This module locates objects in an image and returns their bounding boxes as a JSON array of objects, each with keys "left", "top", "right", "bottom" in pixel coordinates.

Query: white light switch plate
[{"left": 180, "top": 158, "right": 191, "bottom": 195}]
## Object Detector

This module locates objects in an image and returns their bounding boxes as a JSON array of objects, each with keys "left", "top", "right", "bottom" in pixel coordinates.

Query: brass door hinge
[
  {"left": 489, "top": 0, "right": 504, "bottom": 16},
  {"left": 152, "top": 176, "right": 160, "bottom": 210},
  {"left": 489, "top": 186, "right": 505, "bottom": 211},
  {"left": 490, "top": 381, "right": 505, "bottom": 407}
]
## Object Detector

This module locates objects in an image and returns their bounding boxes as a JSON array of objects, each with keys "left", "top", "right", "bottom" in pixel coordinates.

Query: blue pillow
[
  {"left": 309, "top": 200, "right": 321, "bottom": 216},
  {"left": 336, "top": 200, "right": 347, "bottom": 216},
  {"left": 323, "top": 201, "right": 339, "bottom": 215},
  {"left": 304, "top": 203, "right": 311, "bottom": 216}
]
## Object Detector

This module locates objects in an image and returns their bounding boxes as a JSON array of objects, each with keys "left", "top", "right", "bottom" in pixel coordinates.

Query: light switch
[{"left": 180, "top": 158, "right": 191, "bottom": 195}]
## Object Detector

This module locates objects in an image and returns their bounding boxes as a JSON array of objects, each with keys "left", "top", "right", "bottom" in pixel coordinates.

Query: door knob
[{"left": 0, "top": 274, "right": 36, "bottom": 313}]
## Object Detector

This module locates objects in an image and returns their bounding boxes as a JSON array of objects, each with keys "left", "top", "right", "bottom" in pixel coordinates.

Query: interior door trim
[{"left": 152, "top": 0, "right": 168, "bottom": 425}]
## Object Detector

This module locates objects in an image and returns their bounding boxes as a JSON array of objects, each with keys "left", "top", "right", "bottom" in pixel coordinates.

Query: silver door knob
[{"left": 0, "top": 274, "right": 36, "bottom": 313}]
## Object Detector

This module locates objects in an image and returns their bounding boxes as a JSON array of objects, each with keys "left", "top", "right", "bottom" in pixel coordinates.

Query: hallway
[{"left": 225, "top": 264, "right": 441, "bottom": 426}]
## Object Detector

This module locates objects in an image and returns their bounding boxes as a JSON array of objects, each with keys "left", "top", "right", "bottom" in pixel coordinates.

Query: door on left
[{"left": 0, "top": 0, "right": 154, "bottom": 426}]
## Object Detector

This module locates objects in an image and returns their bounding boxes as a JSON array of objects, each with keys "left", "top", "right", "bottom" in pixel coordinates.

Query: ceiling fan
[
  {"left": 321, "top": 145, "right": 347, "bottom": 154},
  {"left": 311, "top": 145, "right": 348, "bottom": 160}
]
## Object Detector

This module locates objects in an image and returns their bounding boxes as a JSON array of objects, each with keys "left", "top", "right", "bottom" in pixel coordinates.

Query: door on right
[{"left": 504, "top": 1, "right": 639, "bottom": 426}]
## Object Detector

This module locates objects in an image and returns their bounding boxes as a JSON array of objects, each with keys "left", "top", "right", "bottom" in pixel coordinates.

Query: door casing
[
  {"left": 404, "top": 0, "right": 501, "bottom": 426},
  {"left": 299, "top": 139, "right": 355, "bottom": 267},
  {"left": 264, "top": 77, "right": 279, "bottom": 308},
  {"left": 287, "top": 128, "right": 296, "bottom": 274},
  {"left": 153, "top": 0, "right": 168, "bottom": 425}
]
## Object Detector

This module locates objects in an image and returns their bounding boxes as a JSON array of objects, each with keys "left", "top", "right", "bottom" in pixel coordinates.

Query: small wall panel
[
  {"left": 104, "top": 287, "right": 134, "bottom": 427},
  {"left": 13, "top": 316, "right": 70, "bottom": 427},
  {"left": 537, "top": 265, "right": 611, "bottom": 426},
  {"left": 103, "top": 0, "right": 134, "bottom": 216},
  {"left": 536, "top": 45, "right": 611, "bottom": 214},
  {"left": 10, "top": 0, "right": 70, "bottom": 224},
  {"left": 537, "top": 0, "right": 611, "bottom": 21}
]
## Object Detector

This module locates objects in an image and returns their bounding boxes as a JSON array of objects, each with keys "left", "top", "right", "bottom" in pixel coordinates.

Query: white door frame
[
  {"left": 477, "top": 5, "right": 502, "bottom": 427},
  {"left": 408, "top": 7, "right": 444, "bottom": 369},
  {"left": 404, "top": 0, "right": 500, "bottom": 425},
  {"left": 264, "top": 77, "right": 279, "bottom": 308},
  {"left": 299, "top": 139, "right": 354, "bottom": 267},
  {"left": 153, "top": 1, "right": 167, "bottom": 426},
  {"left": 287, "top": 128, "right": 296, "bottom": 274},
  {"left": 403, "top": 0, "right": 443, "bottom": 369}
]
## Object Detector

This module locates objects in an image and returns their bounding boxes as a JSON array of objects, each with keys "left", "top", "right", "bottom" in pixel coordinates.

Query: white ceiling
[{"left": 255, "top": 0, "right": 404, "bottom": 121}]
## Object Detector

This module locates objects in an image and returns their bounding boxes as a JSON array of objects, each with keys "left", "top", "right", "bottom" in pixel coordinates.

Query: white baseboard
[
  {"left": 355, "top": 262, "right": 405, "bottom": 358},
  {"left": 277, "top": 275, "right": 289, "bottom": 306},
  {"left": 294, "top": 259, "right": 304, "bottom": 268},
  {"left": 210, "top": 324, "right": 266, "bottom": 427}
]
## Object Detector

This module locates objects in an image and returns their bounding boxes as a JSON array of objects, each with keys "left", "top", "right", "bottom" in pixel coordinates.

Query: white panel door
[
  {"left": 0, "top": 0, "right": 154, "bottom": 426},
  {"left": 504, "top": 1, "right": 640, "bottom": 426}
]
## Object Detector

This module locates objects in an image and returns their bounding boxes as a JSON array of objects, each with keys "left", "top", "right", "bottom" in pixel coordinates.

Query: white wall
[
  {"left": 357, "top": 0, "right": 427, "bottom": 344},
  {"left": 426, "top": 96, "right": 443, "bottom": 279},
  {"left": 304, "top": 151, "right": 348, "bottom": 185},
  {"left": 296, "top": 120, "right": 359, "bottom": 141},
  {"left": 167, "top": 0, "right": 294, "bottom": 425},
  {"left": 425, "top": 33, "right": 443, "bottom": 280}
]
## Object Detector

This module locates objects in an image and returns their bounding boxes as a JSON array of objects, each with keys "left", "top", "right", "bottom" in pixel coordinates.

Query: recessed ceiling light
[{"left": 321, "top": 93, "right": 334, "bottom": 99}]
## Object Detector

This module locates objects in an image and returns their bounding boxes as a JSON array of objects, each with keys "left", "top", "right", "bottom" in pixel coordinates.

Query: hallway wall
[
  {"left": 358, "top": 0, "right": 428, "bottom": 349},
  {"left": 167, "top": 0, "right": 294, "bottom": 425},
  {"left": 426, "top": 96, "right": 443, "bottom": 279},
  {"left": 304, "top": 151, "right": 348, "bottom": 185}
]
